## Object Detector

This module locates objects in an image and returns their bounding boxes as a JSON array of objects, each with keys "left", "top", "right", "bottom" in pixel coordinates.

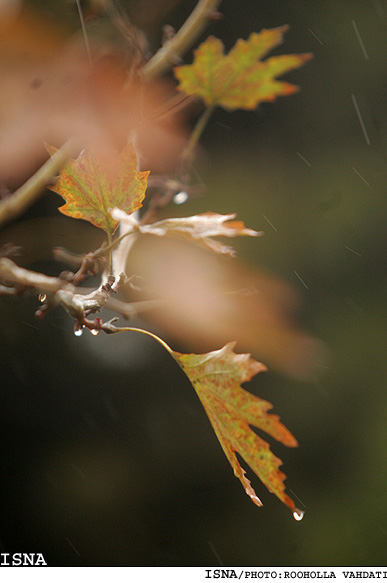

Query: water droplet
[
  {"left": 90, "top": 329, "right": 99, "bottom": 336},
  {"left": 38, "top": 293, "right": 47, "bottom": 303},
  {"left": 293, "top": 508, "right": 305, "bottom": 521},
  {"left": 74, "top": 322, "right": 84, "bottom": 337},
  {"left": 174, "top": 191, "right": 189, "bottom": 205}
]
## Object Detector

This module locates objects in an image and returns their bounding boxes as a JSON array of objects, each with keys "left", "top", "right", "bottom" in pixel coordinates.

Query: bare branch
[
  {"left": 0, "top": 257, "right": 111, "bottom": 316},
  {"left": 142, "top": 0, "right": 222, "bottom": 81},
  {"left": 0, "top": 284, "right": 17, "bottom": 295},
  {"left": 0, "top": 257, "right": 164, "bottom": 324},
  {"left": 0, "top": 257, "right": 73, "bottom": 295},
  {"left": 0, "top": 140, "right": 77, "bottom": 229},
  {"left": 0, "top": 2, "right": 220, "bottom": 229}
]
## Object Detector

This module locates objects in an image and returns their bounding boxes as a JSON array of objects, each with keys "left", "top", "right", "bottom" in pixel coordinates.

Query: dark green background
[{"left": 0, "top": 0, "right": 386, "bottom": 566}]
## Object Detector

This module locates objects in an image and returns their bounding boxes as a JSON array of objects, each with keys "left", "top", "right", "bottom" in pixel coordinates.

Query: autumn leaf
[
  {"left": 47, "top": 144, "right": 149, "bottom": 237},
  {"left": 174, "top": 26, "right": 312, "bottom": 110},
  {"left": 111, "top": 209, "right": 261, "bottom": 256},
  {"left": 113, "top": 324, "right": 304, "bottom": 514},
  {"left": 171, "top": 342, "right": 302, "bottom": 515}
]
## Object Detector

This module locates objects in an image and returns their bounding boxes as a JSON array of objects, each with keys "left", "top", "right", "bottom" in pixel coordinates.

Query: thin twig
[
  {"left": 0, "top": 257, "right": 73, "bottom": 295},
  {"left": 142, "top": 0, "right": 222, "bottom": 81},
  {"left": 150, "top": 93, "right": 197, "bottom": 121},
  {"left": 181, "top": 105, "right": 214, "bottom": 165},
  {"left": 76, "top": 0, "right": 92, "bottom": 63},
  {"left": 0, "top": 257, "right": 110, "bottom": 315},
  {"left": 142, "top": 105, "right": 214, "bottom": 224},
  {"left": 104, "top": 296, "right": 167, "bottom": 318},
  {"left": 0, "top": 284, "right": 17, "bottom": 295},
  {"left": 0, "top": 257, "right": 165, "bottom": 322},
  {"left": 0, "top": 140, "right": 76, "bottom": 229}
]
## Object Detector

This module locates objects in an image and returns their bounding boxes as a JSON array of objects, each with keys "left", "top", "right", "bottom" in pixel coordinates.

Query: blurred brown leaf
[
  {"left": 123, "top": 234, "right": 329, "bottom": 381},
  {"left": 0, "top": 7, "right": 188, "bottom": 186}
]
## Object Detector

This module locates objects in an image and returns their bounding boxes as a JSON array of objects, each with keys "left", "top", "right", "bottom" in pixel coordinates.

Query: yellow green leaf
[
  {"left": 174, "top": 26, "right": 312, "bottom": 110},
  {"left": 47, "top": 144, "right": 149, "bottom": 236},
  {"left": 171, "top": 342, "right": 301, "bottom": 514}
]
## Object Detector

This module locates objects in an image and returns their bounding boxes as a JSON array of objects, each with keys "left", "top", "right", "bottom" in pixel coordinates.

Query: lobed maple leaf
[
  {"left": 111, "top": 209, "right": 261, "bottom": 256},
  {"left": 174, "top": 26, "right": 312, "bottom": 110},
  {"left": 171, "top": 342, "right": 301, "bottom": 514},
  {"left": 47, "top": 144, "right": 149, "bottom": 237}
]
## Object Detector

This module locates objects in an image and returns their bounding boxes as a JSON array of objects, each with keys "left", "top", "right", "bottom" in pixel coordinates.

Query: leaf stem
[
  {"left": 96, "top": 321, "right": 175, "bottom": 356},
  {"left": 106, "top": 230, "right": 113, "bottom": 275},
  {"left": 181, "top": 105, "right": 215, "bottom": 166}
]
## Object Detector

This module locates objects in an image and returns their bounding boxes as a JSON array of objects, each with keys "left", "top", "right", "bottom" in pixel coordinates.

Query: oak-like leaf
[
  {"left": 174, "top": 26, "right": 312, "bottom": 110},
  {"left": 171, "top": 342, "right": 301, "bottom": 514},
  {"left": 47, "top": 144, "right": 149, "bottom": 236},
  {"left": 111, "top": 209, "right": 261, "bottom": 256}
]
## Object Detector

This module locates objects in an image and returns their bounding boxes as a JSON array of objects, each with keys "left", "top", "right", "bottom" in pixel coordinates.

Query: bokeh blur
[{"left": 0, "top": 0, "right": 386, "bottom": 567}]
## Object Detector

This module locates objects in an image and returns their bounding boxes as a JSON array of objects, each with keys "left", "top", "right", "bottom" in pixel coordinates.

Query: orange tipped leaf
[
  {"left": 47, "top": 144, "right": 149, "bottom": 237},
  {"left": 171, "top": 342, "right": 300, "bottom": 513},
  {"left": 174, "top": 26, "right": 312, "bottom": 111}
]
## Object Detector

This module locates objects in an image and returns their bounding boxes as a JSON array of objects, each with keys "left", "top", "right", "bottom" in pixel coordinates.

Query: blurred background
[{"left": 0, "top": 0, "right": 386, "bottom": 567}]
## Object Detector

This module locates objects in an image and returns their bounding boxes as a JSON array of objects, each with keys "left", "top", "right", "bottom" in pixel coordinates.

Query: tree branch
[
  {"left": 0, "top": 2, "right": 221, "bottom": 229},
  {"left": 0, "top": 2, "right": 220, "bottom": 230},
  {"left": 141, "top": 0, "right": 222, "bottom": 81},
  {"left": 0, "top": 257, "right": 164, "bottom": 324},
  {"left": 0, "top": 256, "right": 116, "bottom": 314},
  {"left": 0, "top": 257, "right": 73, "bottom": 295},
  {"left": 0, "top": 140, "right": 77, "bottom": 229}
]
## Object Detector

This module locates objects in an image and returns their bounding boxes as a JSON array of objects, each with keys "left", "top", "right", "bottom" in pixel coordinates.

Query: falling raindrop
[
  {"left": 38, "top": 293, "right": 47, "bottom": 303},
  {"left": 293, "top": 508, "right": 305, "bottom": 521},
  {"left": 174, "top": 191, "right": 189, "bottom": 205},
  {"left": 90, "top": 329, "right": 99, "bottom": 336}
]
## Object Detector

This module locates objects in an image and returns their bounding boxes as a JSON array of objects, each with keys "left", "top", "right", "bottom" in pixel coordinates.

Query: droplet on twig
[{"left": 74, "top": 322, "right": 84, "bottom": 337}]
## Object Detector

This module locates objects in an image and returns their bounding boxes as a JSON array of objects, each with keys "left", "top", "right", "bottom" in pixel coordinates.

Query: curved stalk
[{"left": 81, "top": 316, "right": 176, "bottom": 358}]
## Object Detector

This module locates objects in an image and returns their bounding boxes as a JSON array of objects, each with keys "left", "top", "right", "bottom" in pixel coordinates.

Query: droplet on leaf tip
[
  {"left": 293, "top": 508, "right": 305, "bottom": 521},
  {"left": 174, "top": 191, "right": 189, "bottom": 205},
  {"left": 90, "top": 329, "right": 99, "bottom": 336}
]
